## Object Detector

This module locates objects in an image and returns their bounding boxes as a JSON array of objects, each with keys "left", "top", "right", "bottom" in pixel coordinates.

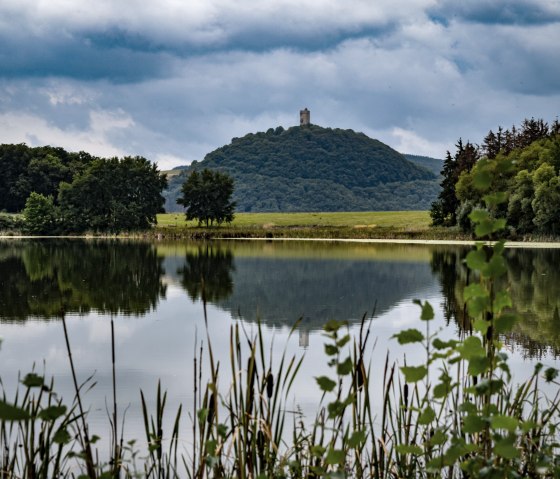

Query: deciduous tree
[{"left": 177, "top": 169, "right": 235, "bottom": 226}]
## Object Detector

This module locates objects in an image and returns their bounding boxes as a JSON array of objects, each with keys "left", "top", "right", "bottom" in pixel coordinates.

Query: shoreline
[{"left": 2, "top": 233, "right": 560, "bottom": 248}]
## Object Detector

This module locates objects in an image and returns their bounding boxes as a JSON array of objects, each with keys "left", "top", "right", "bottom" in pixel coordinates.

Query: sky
[{"left": 0, "top": 0, "right": 559, "bottom": 170}]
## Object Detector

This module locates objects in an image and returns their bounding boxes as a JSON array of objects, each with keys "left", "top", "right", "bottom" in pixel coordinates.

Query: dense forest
[
  {"left": 0, "top": 144, "right": 167, "bottom": 233},
  {"left": 164, "top": 125, "right": 441, "bottom": 212},
  {"left": 430, "top": 117, "right": 560, "bottom": 237}
]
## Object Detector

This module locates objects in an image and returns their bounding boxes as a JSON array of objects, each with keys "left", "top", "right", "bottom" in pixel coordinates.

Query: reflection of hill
[
  {"left": 161, "top": 241, "right": 441, "bottom": 330},
  {"left": 0, "top": 240, "right": 167, "bottom": 322},
  {"left": 217, "top": 257, "right": 438, "bottom": 329}
]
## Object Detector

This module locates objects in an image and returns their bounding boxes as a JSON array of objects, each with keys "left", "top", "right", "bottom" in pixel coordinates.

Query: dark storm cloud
[
  {"left": 429, "top": 0, "right": 560, "bottom": 26},
  {"left": 0, "top": 33, "right": 176, "bottom": 82}
]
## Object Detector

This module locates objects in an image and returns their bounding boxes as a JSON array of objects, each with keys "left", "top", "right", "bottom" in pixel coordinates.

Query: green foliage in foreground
[{"left": 2, "top": 161, "right": 560, "bottom": 477}]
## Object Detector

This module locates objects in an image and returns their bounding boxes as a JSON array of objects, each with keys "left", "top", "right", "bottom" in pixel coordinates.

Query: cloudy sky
[{"left": 0, "top": 0, "right": 559, "bottom": 169}]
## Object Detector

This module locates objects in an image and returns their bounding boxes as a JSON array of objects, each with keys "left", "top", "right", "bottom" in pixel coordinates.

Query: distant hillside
[
  {"left": 404, "top": 154, "right": 443, "bottom": 176},
  {"left": 164, "top": 125, "right": 440, "bottom": 212}
]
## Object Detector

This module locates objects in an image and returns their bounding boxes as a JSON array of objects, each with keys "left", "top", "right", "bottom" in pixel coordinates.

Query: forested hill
[
  {"left": 404, "top": 154, "right": 443, "bottom": 176},
  {"left": 165, "top": 125, "right": 440, "bottom": 212}
]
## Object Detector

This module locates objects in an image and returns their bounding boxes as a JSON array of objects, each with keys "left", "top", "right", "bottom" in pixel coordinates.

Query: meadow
[{"left": 157, "top": 210, "right": 431, "bottom": 228}]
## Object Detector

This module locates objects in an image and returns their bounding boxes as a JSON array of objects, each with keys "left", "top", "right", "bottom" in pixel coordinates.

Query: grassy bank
[{"left": 154, "top": 211, "right": 474, "bottom": 241}]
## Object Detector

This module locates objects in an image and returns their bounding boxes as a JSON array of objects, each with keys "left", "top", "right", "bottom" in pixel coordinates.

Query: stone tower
[{"left": 300, "top": 108, "right": 310, "bottom": 126}]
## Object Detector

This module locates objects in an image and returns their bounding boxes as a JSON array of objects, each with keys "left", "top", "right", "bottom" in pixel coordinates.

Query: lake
[{"left": 1, "top": 238, "right": 559, "bottom": 456}]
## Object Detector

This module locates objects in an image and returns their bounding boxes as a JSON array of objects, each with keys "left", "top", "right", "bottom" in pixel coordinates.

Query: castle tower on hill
[{"left": 300, "top": 108, "right": 310, "bottom": 126}]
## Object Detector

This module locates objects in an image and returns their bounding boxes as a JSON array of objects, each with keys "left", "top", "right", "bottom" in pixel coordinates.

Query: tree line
[
  {"left": 0, "top": 144, "right": 167, "bottom": 234},
  {"left": 430, "top": 117, "right": 560, "bottom": 236}
]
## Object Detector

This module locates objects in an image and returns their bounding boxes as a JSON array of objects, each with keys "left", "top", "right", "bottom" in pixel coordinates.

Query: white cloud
[
  {"left": 0, "top": 109, "right": 133, "bottom": 158},
  {"left": 389, "top": 127, "right": 449, "bottom": 157}
]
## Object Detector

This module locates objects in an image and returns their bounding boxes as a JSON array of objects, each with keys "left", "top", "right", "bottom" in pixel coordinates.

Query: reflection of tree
[
  {"left": 505, "top": 249, "right": 560, "bottom": 358},
  {"left": 177, "top": 245, "right": 234, "bottom": 303},
  {"left": 431, "top": 246, "right": 560, "bottom": 358},
  {"left": 430, "top": 247, "right": 471, "bottom": 333},
  {"left": 0, "top": 240, "right": 166, "bottom": 321}
]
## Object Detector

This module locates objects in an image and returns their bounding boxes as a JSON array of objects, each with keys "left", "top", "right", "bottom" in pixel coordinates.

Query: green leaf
[
  {"left": 495, "top": 313, "right": 518, "bottom": 333},
  {"left": 336, "top": 335, "right": 350, "bottom": 348},
  {"left": 393, "top": 328, "right": 424, "bottom": 345},
  {"left": 429, "top": 429, "right": 447, "bottom": 446},
  {"left": 418, "top": 406, "right": 436, "bottom": 425},
  {"left": 432, "top": 338, "right": 458, "bottom": 350},
  {"left": 472, "top": 319, "right": 490, "bottom": 335},
  {"left": 197, "top": 408, "right": 208, "bottom": 425},
  {"left": 22, "top": 373, "right": 44, "bottom": 388},
  {"left": 420, "top": 301, "right": 434, "bottom": 321},
  {"left": 459, "top": 336, "right": 485, "bottom": 360},
  {"left": 520, "top": 420, "right": 538, "bottom": 433},
  {"left": 401, "top": 366, "right": 427, "bottom": 383},
  {"left": 348, "top": 430, "right": 366, "bottom": 448},
  {"left": 324, "top": 344, "right": 338, "bottom": 356},
  {"left": 433, "top": 381, "right": 452, "bottom": 398},
  {"left": 463, "top": 414, "right": 486, "bottom": 434},
  {"left": 316, "top": 376, "right": 337, "bottom": 392},
  {"left": 483, "top": 254, "right": 507, "bottom": 278},
  {"left": 53, "top": 427, "right": 71, "bottom": 444},
  {"left": 327, "top": 400, "right": 345, "bottom": 418},
  {"left": 396, "top": 444, "right": 423, "bottom": 455},
  {"left": 475, "top": 219, "right": 495, "bottom": 238},
  {"left": 469, "top": 209, "right": 489, "bottom": 223},
  {"left": 468, "top": 356, "right": 490, "bottom": 376},
  {"left": 490, "top": 415, "right": 519, "bottom": 432},
  {"left": 38, "top": 405, "right": 67, "bottom": 421},
  {"left": 325, "top": 448, "right": 345, "bottom": 465},
  {"left": 324, "top": 320, "right": 346, "bottom": 333},
  {"left": 466, "top": 250, "right": 487, "bottom": 271},
  {"left": 494, "top": 436, "right": 520, "bottom": 459},
  {"left": 337, "top": 357, "right": 353, "bottom": 376},
  {"left": 459, "top": 401, "right": 477, "bottom": 414},
  {"left": 0, "top": 400, "right": 30, "bottom": 421},
  {"left": 463, "top": 283, "right": 487, "bottom": 301},
  {"left": 493, "top": 291, "right": 512, "bottom": 313},
  {"left": 467, "top": 295, "right": 490, "bottom": 317},
  {"left": 545, "top": 367, "right": 559, "bottom": 382}
]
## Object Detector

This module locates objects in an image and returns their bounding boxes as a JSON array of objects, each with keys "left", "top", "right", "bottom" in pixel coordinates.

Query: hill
[
  {"left": 164, "top": 125, "right": 440, "bottom": 212},
  {"left": 404, "top": 154, "right": 443, "bottom": 176}
]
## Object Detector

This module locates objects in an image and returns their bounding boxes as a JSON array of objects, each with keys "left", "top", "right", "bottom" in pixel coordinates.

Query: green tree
[
  {"left": 58, "top": 156, "right": 167, "bottom": 233},
  {"left": 23, "top": 192, "right": 58, "bottom": 235},
  {"left": 177, "top": 169, "right": 235, "bottom": 226},
  {"left": 430, "top": 140, "right": 479, "bottom": 226},
  {"left": 532, "top": 163, "right": 560, "bottom": 234}
]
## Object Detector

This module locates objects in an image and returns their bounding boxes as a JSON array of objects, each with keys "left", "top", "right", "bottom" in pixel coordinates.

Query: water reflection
[
  {"left": 430, "top": 246, "right": 560, "bottom": 358},
  {"left": 2, "top": 239, "right": 560, "bottom": 358},
  {"left": 0, "top": 239, "right": 166, "bottom": 321},
  {"left": 177, "top": 245, "right": 234, "bottom": 303}
]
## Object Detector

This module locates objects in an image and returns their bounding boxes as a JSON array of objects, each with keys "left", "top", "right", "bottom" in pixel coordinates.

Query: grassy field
[
  {"left": 153, "top": 210, "right": 473, "bottom": 241},
  {"left": 157, "top": 210, "right": 431, "bottom": 228}
]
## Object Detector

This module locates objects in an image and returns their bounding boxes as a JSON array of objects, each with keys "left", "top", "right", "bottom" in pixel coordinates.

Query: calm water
[{"left": 1, "top": 238, "right": 559, "bottom": 453}]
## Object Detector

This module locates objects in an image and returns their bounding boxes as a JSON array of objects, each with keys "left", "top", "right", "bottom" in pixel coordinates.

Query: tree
[
  {"left": 430, "top": 140, "right": 479, "bottom": 226},
  {"left": 58, "top": 156, "right": 167, "bottom": 233},
  {"left": 177, "top": 169, "right": 236, "bottom": 226},
  {"left": 23, "top": 192, "right": 58, "bottom": 235}
]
